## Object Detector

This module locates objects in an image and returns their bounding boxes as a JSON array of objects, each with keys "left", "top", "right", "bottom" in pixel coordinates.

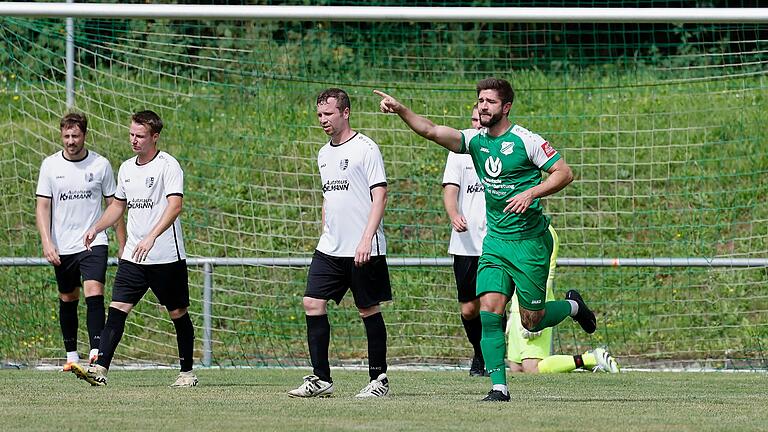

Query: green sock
[
  {"left": 538, "top": 355, "right": 577, "bottom": 373},
  {"left": 480, "top": 311, "right": 506, "bottom": 386},
  {"left": 529, "top": 300, "right": 572, "bottom": 332}
]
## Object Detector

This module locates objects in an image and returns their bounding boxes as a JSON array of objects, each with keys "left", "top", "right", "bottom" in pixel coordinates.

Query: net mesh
[{"left": 1, "top": 6, "right": 767, "bottom": 369}]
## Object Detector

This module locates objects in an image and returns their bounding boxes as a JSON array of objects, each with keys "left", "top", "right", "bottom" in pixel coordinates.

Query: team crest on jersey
[
  {"left": 145, "top": 176, "right": 155, "bottom": 188},
  {"left": 541, "top": 141, "right": 557, "bottom": 157},
  {"left": 500, "top": 141, "right": 515, "bottom": 155},
  {"left": 339, "top": 159, "right": 349, "bottom": 171},
  {"left": 484, "top": 157, "right": 502, "bottom": 178},
  {"left": 84, "top": 172, "right": 94, "bottom": 183}
]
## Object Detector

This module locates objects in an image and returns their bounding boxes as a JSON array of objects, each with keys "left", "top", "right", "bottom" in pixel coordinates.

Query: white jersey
[
  {"left": 442, "top": 152, "right": 486, "bottom": 256},
  {"left": 115, "top": 151, "right": 186, "bottom": 264},
  {"left": 35, "top": 150, "right": 117, "bottom": 255},
  {"left": 316, "top": 132, "right": 387, "bottom": 257}
]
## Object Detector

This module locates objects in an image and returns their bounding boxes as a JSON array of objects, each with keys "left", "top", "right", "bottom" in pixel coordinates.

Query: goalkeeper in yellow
[
  {"left": 507, "top": 226, "right": 619, "bottom": 374},
  {"left": 376, "top": 78, "right": 603, "bottom": 402}
]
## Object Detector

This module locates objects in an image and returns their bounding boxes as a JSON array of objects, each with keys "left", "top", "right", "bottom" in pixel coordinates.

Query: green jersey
[{"left": 460, "top": 124, "right": 561, "bottom": 240}]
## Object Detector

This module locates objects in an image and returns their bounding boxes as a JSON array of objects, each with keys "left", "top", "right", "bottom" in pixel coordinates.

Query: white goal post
[{"left": 0, "top": 3, "right": 767, "bottom": 23}]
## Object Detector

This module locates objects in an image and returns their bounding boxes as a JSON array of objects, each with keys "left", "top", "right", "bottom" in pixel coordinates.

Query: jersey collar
[{"left": 60, "top": 149, "right": 89, "bottom": 163}]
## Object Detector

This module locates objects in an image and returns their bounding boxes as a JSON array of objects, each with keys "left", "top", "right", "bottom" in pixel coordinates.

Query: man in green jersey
[{"left": 375, "top": 78, "right": 597, "bottom": 402}]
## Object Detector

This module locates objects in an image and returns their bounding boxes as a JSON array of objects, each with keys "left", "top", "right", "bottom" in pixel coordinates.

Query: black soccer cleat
[
  {"left": 565, "top": 290, "right": 597, "bottom": 334},
  {"left": 469, "top": 354, "right": 489, "bottom": 377},
  {"left": 481, "top": 390, "right": 510, "bottom": 402}
]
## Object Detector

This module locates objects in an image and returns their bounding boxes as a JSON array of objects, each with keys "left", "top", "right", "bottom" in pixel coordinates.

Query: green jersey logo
[
  {"left": 500, "top": 141, "right": 514, "bottom": 155},
  {"left": 485, "top": 156, "right": 502, "bottom": 178}
]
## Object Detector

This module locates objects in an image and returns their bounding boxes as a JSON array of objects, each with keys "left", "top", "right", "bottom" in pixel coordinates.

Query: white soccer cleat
[
  {"left": 71, "top": 363, "right": 108, "bottom": 386},
  {"left": 287, "top": 375, "right": 334, "bottom": 398},
  {"left": 354, "top": 373, "right": 389, "bottom": 398},
  {"left": 591, "top": 348, "right": 620, "bottom": 373},
  {"left": 170, "top": 370, "right": 199, "bottom": 388}
]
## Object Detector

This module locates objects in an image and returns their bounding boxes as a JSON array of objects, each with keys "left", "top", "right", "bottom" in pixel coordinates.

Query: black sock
[
  {"left": 85, "top": 295, "right": 105, "bottom": 351},
  {"left": 59, "top": 299, "right": 79, "bottom": 353},
  {"left": 172, "top": 313, "right": 195, "bottom": 372},
  {"left": 96, "top": 307, "right": 128, "bottom": 369},
  {"left": 306, "top": 315, "right": 331, "bottom": 382},
  {"left": 574, "top": 354, "right": 585, "bottom": 369},
  {"left": 362, "top": 312, "right": 387, "bottom": 381},
  {"left": 461, "top": 315, "right": 483, "bottom": 360}
]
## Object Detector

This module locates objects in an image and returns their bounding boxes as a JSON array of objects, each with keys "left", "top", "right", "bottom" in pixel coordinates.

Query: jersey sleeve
[
  {"left": 459, "top": 128, "right": 481, "bottom": 154},
  {"left": 520, "top": 126, "right": 561, "bottom": 171},
  {"left": 364, "top": 142, "right": 387, "bottom": 189},
  {"left": 115, "top": 165, "right": 127, "bottom": 201},
  {"left": 164, "top": 158, "right": 184, "bottom": 197},
  {"left": 35, "top": 159, "right": 52, "bottom": 198},
  {"left": 101, "top": 160, "right": 117, "bottom": 197},
  {"left": 441, "top": 152, "right": 462, "bottom": 187}
]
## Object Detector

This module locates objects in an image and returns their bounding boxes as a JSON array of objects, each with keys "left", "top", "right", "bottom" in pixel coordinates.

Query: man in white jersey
[
  {"left": 71, "top": 110, "right": 197, "bottom": 388},
  {"left": 36, "top": 112, "right": 126, "bottom": 371},
  {"left": 375, "top": 78, "right": 597, "bottom": 402},
  {"left": 288, "top": 88, "right": 391, "bottom": 399},
  {"left": 442, "top": 105, "right": 489, "bottom": 377}
]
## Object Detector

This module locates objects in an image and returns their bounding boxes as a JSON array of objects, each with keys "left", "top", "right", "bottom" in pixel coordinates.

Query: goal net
[{"left": 1, "top": 8, "right": 767, "bottom": 370}]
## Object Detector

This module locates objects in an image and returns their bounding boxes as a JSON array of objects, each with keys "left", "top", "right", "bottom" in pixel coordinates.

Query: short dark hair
[
  {"left": 476, "top": 78, "right": 514, "bottom": 106},
  {"left": 131, "top": 110, "right": 163, "bottom": 134},
  {"left": 60, "top": 112, "right": 87, "bottom": 135},
  {"left": 316, "top": 88, "right": 351, "bottom": 112}
]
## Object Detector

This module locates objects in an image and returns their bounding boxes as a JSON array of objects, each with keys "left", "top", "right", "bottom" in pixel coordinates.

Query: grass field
[{"left": 1, "top": 368, "right": 767, "bottom": 431}]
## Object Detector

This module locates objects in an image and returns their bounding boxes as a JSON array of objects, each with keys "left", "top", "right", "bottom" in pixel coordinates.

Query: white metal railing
[{"left": 2, "top": 256, "right": 766, "bottom": 366}]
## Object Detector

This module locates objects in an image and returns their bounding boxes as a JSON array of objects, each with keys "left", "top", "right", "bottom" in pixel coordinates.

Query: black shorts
[
  {"left": 452, "top": 254, "right": 480, "bottom": 303},
  {"left": 53, "top": 245, "right": 108, "bottom": 293},
  {"left": 305, "top": 250, "right": 392, "bottom": 309},
  {"left": 112, "top": 259, "right": 190, "bottom": 311}
]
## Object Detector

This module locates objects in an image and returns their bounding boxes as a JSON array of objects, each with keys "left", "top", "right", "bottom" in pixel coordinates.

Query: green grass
[{"left": 1, "top": 369, "right": 767, "bottom": 431}]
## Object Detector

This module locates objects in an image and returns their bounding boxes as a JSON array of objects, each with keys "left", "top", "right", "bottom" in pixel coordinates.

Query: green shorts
[
  {"left": 507, "top": 225, "right": 559, "bottom": 362},
  {"left": 476, "top": 225, "right": 554, "bottom": 311}
]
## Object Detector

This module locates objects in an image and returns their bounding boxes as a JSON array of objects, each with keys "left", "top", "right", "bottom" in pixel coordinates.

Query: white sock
[
  {"left": 492, "top": 384, "right": 509, "bottom": 396},
  {"left": 66, "top": 351, "right": 79, "bottom": 363},
  {"left": 567, "top": 300, "right": 579, "bottom": 316},
  {"left": 89, "top": 348, "right": 99, "bottom": 360}
]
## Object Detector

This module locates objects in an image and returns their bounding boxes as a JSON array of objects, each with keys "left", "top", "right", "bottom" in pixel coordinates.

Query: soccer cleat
[
  {"left": 170, "top": 371, "right": 199, "bottom": 388},
  {"left": 354, "top": 373, "right": 389, "bottom": 398},
  {"left": 565, "top": 290, "right": 597, "bottom": 334},
  {"left": 287, "top": 375, "right": 334, "bottom": 398},
  {"left": 481, "top": 389, "right": 510, "bottom": 402},
  {"left": 71, "top": 363, "right": 107, "bottom": 386},
  {"left": 62, "top": 362, "right": 76, "bottom": 372},
  {"left": 469, "top": 354, "right": 489, "bottom": 377},
  {"left": 591, "top": 348, "right": 620, "bottom": 373}
]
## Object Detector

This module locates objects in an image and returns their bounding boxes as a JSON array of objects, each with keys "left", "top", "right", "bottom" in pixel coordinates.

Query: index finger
[{"left": 372, "top": 89, "right": 389, "bottom": 98}]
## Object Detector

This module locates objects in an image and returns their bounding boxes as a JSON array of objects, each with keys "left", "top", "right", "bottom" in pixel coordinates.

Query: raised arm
[{"left": 374, "top": 90, "right": 463, "bottom": 153}]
